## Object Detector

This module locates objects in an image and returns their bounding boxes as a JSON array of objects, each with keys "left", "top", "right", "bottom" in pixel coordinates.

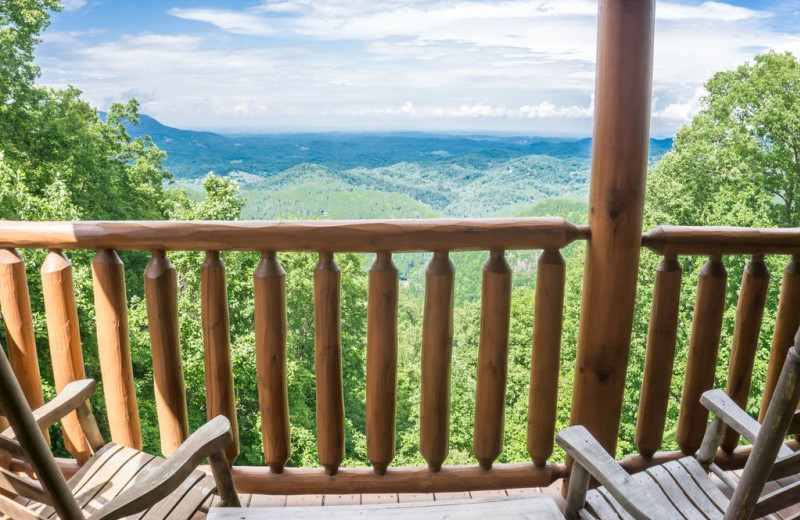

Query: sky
[{"left": 35, "top": 0, "right": 800, "bottom": 136}]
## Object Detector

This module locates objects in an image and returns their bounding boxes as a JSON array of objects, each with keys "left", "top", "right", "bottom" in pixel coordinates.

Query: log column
[
  {"left": 420, "top": 251, "right": 455, "bottom": 472},
  {"left": 761, "top": 255, "right": 800, "bottom": 420},
  {"left": 41, "top": 250, "right": 90, "bottom": 462},
  {"left": 0, "top": 249, "right": 47, "bottom": 443},
  {"left": 314, "top": 252, "right": 344, "bottom": 476},
  {"left": 201, "top": 251, "right": 239, "bottom": 465},
  {"left": 721, "top": 254, "right": 769, "bottom": 452},
  {"left": 473, "top": 250, "right": 511, "bottom": 470},
  {"left": 366, "top": 252, "right": 399, "bottom": 475},
  {"left": 144, "top": 250, "right": 189, "bottom": 456},
  {"left": 254, "top": 252, "right": 290, "bottom": 474},
  {"left": 91, "top": 249, "right": 142, "bottom": 449},
  {"left": 635, "top": 255, "right": 682, "bottom": 458},
  {"left": 569, "top": 0, "right": 656, "bottom": 458}
]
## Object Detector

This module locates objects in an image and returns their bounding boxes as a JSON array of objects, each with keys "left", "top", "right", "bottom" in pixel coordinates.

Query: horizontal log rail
[
  {"left": 643, "top": 226, "right": 800, "bottom": 255},
  {"left": 0, "top": 218, "right": 588, "bottom": 252}
]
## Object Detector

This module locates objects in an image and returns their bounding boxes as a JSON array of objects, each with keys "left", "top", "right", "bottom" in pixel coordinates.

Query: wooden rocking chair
[
  {"left": 557, "top": 341, "right": 800, "bottom": 520},
  {"left": 0, "top": 339, "right": 241, "bottom": 520}
]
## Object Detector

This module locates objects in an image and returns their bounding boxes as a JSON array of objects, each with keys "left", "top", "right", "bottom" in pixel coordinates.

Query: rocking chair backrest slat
[
  {"left": 0, "top": 341, "right": 83, "bottom": 520},
  {"left": 725, "top": 343, "right": 800, "bottom": 520}
]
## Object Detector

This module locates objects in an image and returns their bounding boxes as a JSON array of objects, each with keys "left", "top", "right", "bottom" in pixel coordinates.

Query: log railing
[
  {"left": 0, "top": 218, "right": 589, "bottom": 494},
  {"left": 3, "top": 221, "right": 800, "bottom": 494}
]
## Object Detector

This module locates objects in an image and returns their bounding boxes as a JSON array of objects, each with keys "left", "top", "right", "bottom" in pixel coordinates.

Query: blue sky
[{"left": 36, "top": 0, "right": 800, "bottom": 135}]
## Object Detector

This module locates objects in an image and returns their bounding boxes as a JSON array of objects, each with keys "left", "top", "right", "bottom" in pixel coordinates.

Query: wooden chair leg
[{"left": 209, "top": 451, "right": 240, "bottom": 507}]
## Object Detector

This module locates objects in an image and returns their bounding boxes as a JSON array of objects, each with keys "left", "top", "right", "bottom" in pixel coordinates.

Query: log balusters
[
  {"left": 41, "top": 249, "right": 90, "bottom": 462},
  {"left": 366, "top": 252, "right": 399, "bottom": 475},
  {"left": 473, "top": 250, "right": 511, "bottom": 470},
  {"left": 420, "top": 251, "right": 455, "bottom": 472},
  {"left": 0, "top": 249, "right": 47, "bottom": 443},
  {"left": 144, "top": 250, "right": 189, "bottom": 456},
  {"left": 91, "top": 249, "right": 142, "bottom": 450},
  {"left": 761, "top": 255, "right": 800, "bottom": 420},
  {"left": 721, "top": 254, "right": 769, "bottom": 452},
  {"left": 677, "top": 254, "right": 727, "bottom": 455},
  {"left": 527, "top": 249, "right": 566, "bottom": 467},
  {"left": 314, "top": 252, "right": 344, "bottom": 475},
  {"left": 635, "top": 255, "right": 681, "bottom": 458},
  {"left": 254, "top": 252, "right": 290, "bottom": 474},
  {"left": 201, "top": 251, "right": 239, "bottom": 464}
]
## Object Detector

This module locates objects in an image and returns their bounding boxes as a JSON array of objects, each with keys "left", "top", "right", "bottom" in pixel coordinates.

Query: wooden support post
[
  {"left": 201, "top": 251, "right": 239, "bottom": 465},
  {"left": 635, "top": 255, "right": 682, "bottom": 458},
  {"left": 314, "top": 252, "right": 344, "bottom": 476},
  {"left": 569, "top": 0, "right": 656, "bottom": 458},
  {"left": 420, "top": 251, "right": 455, "bottom": 472},
  {"left": 144, "top": 250, "right": 189, "bottom": 456},
  {"left": 677, "top": 255, "right": 727, "bottom": 455},
  {"left": 722, "top": 254, "right": 769, "bottom": 452},
  {"left": 91, "top": 249, "right": 142, "bottom": 450},
  {"left": 41, "top": 250, "right": 90, "bottom": 462},
  {"left": 366, "top": 252, "right": 399, "bottom": 475},
  {"left": 528, "top": 249, "right": 566, "bottom": 467},
  {"left": 254, "top": 252, "right": 290, "bottom": 474},
  {"left": 761, "top": 255, "right": 800, "bottom": 421},
  {"left": 473, "top": 250, "right": 511, "bottom": 470},
  {"left": 0, "top": 249, "right": 47, "bottom": 443}
]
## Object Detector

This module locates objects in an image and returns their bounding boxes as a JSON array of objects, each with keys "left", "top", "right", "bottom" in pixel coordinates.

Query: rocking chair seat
[{"left": 18, "top": 443, "right": 216, "bottom": 520}]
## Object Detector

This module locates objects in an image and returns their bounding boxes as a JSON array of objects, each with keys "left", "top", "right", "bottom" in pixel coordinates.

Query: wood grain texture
[
  {"left": 761, "top": 254, "right": 800, "bottom": 421},
  {"left": 527, "top": 249, "right": 566, "bottom": 467},
  {"left": 201, "top": 251, "right": 239, "bottom": 465},
  {"left": 0, "top": 218, "right": 587, "bottom": 252},
  {"left": 366, "top": 252, "right": 399, "bottom": 476},
  {"left": 420, "top": 251, "right": 455, "bottom": 473},
  {"left": 473, "top": 250, "right": 511, "bottom": 470},
  {"left": 643, "top": 225, "right": 800, "bottom": 255},
  {"left": 144, "top": 250, "right": 189, "bottom": 457},
  {"left": 313, "top": 252, "right": 344, "bottom": 476},
  {"left": 254, "top": 252, "right": 290, "bottom": 474},
  {"left": 677, "top": 255, "right": 727, "bottom": 455},
  {"left": 92, "top": 249, "right": 142, "bottom": 450},
  {"left": 0, "top": 249, "right": 47, "bottom": 443},
  {"left": 722, "top": 254, "right": 769, "bottom": 452},
  {"left": 568, "top": 0, "right": 656, "bottom": 460},
  {"left": 635, "top": 255, "right": 682, "bottom": 458},
  {"left": 40, "top": 249, "right": 90, "bottom": 463}
]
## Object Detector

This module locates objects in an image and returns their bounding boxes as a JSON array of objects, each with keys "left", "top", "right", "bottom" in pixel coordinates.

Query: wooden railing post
[
  {"left": 635, "top": 255, "right": 682, "bottom": 458},
  {"left": 420, "top": 251, "right": 455, "bottom": 472},
  {"left": 722, "top": 254, "right": 769, "bottom": 452},
  {"left": 761, "top": 254, "right": 800, "bottom": 420},
  {"left": 144, "top": 250, "right": 189, "bottom": 456},
  {"left": 528, "top": 249, "right": 566, "bottom": 467},
  {"left": 366, "top": 252, "right": 399, "bottom": 475},
  {"left": 91, "top": 249, "right": 142, "bottom": 450},
  {"left": 473, "top": 250, "right": 511, "bottom": 470},
  {"left": 254, "top": 252, "right": 290, "bottom": 474},
  {"left": 677, "top": 255, "right": 727, "bottom": 454},
  {"left": 314, "top": 252, "right": 344, "bottom": 476},
  {"left": 41, "top": 250, "right": 90, "bottom": 462},
  {"left": 0, "top": 249, "right": 47, "bottom": 443},
  {"left": 201, "top": 251, "right": 239, "bottom": 465},
  {"left": 569, "top": 0, "right": 656, "bottom": 457}
]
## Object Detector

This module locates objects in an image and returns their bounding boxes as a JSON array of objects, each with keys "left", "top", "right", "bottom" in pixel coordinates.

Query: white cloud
[
  {"left": 60, "top": 0, "right": 87, "bottom": 11},
  {"left": 34, "top": 1, "right": 800, "bottom": 134}
]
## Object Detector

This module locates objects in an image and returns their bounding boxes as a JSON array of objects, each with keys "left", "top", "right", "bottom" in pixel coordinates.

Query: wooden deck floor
[{"left": 204, "top": 472, "right": 800, "bottom": 519}]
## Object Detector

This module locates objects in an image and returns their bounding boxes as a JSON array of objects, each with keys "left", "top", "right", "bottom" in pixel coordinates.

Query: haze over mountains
[{"left": 126, "top": 114, "right": 673, "bottom": 220}]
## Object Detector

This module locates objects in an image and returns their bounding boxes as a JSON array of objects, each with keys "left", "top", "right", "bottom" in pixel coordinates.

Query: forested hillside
[{"left": 2, "top": 1, "right": 800, "bottom": 471}]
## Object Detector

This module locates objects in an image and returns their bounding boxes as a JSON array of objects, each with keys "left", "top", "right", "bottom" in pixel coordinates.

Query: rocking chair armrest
[
  {"left": 556, "top": 426, "right": 666, "bottom": 520},
  {"left": 700, "top": 389, "right": 760, "bottom": 444},
  {"left": 1, "top": 379, "right": 97, "bottom": 439},
  {"left": 87, "top": 416, "right": 238, "bottom": 520}
]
